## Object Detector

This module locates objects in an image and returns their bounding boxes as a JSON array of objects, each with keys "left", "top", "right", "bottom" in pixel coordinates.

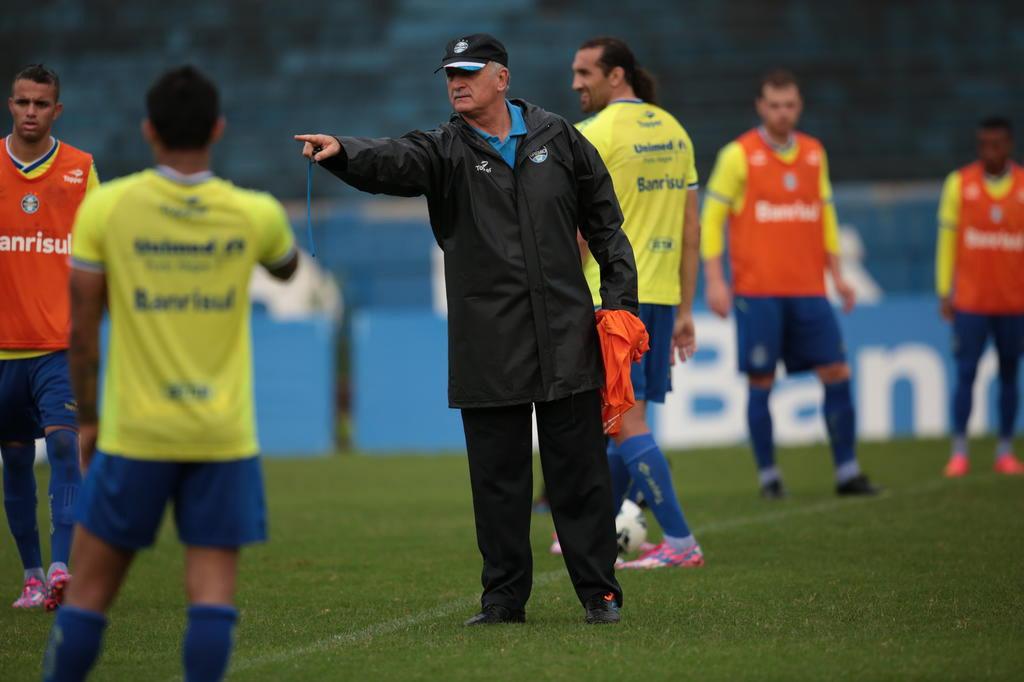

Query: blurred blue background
[{"left": 6, "top": 0, "right": 1021, "bottom": 452}]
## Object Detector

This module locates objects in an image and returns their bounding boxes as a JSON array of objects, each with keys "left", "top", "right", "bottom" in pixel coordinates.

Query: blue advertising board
[{"left": 352, "top": 298, "right": 1022, "bottom": 453}]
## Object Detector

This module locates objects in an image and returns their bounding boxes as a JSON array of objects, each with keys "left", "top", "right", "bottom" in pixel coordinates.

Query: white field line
[{"left": 216, "top": 473, "right": 994, "bottom": 678}]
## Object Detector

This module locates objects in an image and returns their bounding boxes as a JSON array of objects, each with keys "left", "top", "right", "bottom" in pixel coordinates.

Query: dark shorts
[
  {"left": 76, "top": 451, "right": 267, "bottom": 550},
  {"left": 632, "top": 304, "right": 675, "bottom": 404},
  {"left": 734, "top": 296, "right": 846, "bottom": 375},
  {"left": 0, "top": 351, "right": 78, "bottom": 441},
  {"left": 952, "top": 311, "right": 1024, "bottom": 365}
]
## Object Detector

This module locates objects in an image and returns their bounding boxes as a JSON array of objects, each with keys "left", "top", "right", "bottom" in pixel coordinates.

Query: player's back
[
  {"left": 578, "top": 101, "right": 697, "bottom": 305},
  {"left": 71, "top": 168, "right": 295, "bottom": 460}
]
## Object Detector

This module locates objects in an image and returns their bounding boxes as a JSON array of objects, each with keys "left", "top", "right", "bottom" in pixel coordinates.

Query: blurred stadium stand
[
  {"left": 5, "top": 0, "right": 1021, "bottom": 195},
  {"left": 6, "top": 1, "right": 1021, "bottom": 450}
]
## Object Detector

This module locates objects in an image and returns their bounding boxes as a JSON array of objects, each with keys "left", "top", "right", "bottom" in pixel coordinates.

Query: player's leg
[
  {"left": 182, "top": 548, "right": 240, "bottom": 682},
  {"left": 614, "top": 402, "right": 703, "bottom": 569},
  {"left": 1, "top": 440, "right": 46, "bottom": 608},
  {"left": 43, "top": 452, "right": 174, "bottom": 681},
  {"left": 992, "top": 314, "right": 1024, "bottom": 474},
  {"left": 175, "top": 456, "right": 265, "bottom": 678},
  {"left": 460, "top": 403, "right": 532, "bottom": 623},
  {"left": 790, "top": 297, "right": 878, "bottom": 495},
  {"left": 29, "top": 351, "right": 83, "bottom": 608},
  {"left": 0, "top": 358, "right": 46, "bottom": 607},
  {"left": 614, "top": 304, "right": 702, "bottom": 569},
  {"left": 736, "top": 296, "right": 784, "bottom": 495},
  {"left": 536, "top": 389, "right": 622, "bottom": 622},
  {"left": 947, "top": 311, "right": 988, "bottom": 476},
  {"left": 42, "top": 527, "right": 134, "bottom": 682}
]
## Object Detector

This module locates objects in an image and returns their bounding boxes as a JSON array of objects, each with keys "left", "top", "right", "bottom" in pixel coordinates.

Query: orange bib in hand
[{"left": 595, "top": 309, "right": 650, "bottom": 435}]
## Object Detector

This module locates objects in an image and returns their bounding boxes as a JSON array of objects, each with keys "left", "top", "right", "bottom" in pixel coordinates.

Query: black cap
[{"left": 435, "top": 34, "right": 508, "bottom": 73}]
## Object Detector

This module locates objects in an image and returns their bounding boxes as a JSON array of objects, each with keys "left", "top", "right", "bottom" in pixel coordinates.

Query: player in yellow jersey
[
  {"left": 42, "top": 66, "right": 298, "bottom": 682},
  {"left": 701, "top": 70, "right": 878, "bottom": 499},
  {"left": 2, "top": 64, "right": 99, "bottom": 611},
  {"left": 569, "top": 38, "right": 703, "bottom": 568}
]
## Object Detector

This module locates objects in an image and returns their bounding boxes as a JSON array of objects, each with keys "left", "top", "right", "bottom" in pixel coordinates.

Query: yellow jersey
[
  {"left": 934, "top": 168, "right": 1015, "bottom": 297},
  {"left": 701, "top": 133, "right": 841, "bottom": 260},
  {"left": 71, "top": 167, "right": 295, "bottom": 460},
  {"left": 577, "top": 99, "right": 699, "bottom": 306},
  {"left": 1, "top": 136, "right": 99, "bottom": 360}
]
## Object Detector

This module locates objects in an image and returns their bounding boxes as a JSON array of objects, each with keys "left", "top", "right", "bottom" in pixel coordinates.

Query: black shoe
[
  {"left": 584, "top": 593, "right": 621, "bottom": 625},
  {"left": 760, "top": 479, "right": 787, "bottom": 499},
  {"left": 463, "top": 603, "right": 526, "bottom": 626},
  {"left": 836, "top": 474, "right": 881, "bottom": 496}
]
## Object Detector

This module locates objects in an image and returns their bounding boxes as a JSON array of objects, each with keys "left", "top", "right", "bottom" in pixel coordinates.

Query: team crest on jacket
[
  {"left": 529, "top": 146, "right": 548, "bottom": 164},
  {"left": 21, "top": 193, "right": 40, "bottom": 214},
  {"left": 453, "top": 39, "right": 469, "bottom": 54},
  {"left": 783, "top": 172, "right": 797, "bottom": 191},
  {"left": 990, "top": 205, "right": 1004, "bottom": 224}
]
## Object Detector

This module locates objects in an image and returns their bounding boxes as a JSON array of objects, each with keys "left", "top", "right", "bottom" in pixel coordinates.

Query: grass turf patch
[{"left": 1, "top": 437, "right": 1022, "bottom": 681}]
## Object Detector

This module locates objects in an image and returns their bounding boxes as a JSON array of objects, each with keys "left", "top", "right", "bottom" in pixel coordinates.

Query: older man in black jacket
[{"left": 296, "top": 34, "right": 638, "bottom": 626}]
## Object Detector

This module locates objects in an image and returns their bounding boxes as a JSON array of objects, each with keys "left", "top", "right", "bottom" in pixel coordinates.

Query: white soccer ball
[{"left": 615, "top": 499, "right": 648, "bottom": 556}]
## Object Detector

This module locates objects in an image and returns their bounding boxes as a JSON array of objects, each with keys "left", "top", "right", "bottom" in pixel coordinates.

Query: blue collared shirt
[{"left": 471, "top": 100, "right": 528, "bottom": 167}]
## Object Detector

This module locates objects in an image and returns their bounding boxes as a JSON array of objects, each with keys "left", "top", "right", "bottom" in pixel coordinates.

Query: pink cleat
[
  {"left": 994, "top": 453, "right": 1024, "bottom": 476},
  {"left": 12, "top": 577, "right": 45, "bottom": 609},
  {"left": 45, "top": 568, "right": 71, "bottom": 612},
  {"left": 549, "top": 532, "right": 562, "bottom": 555},
  {"left": 618, "top": 541, "right": 704, "bottom": 569},
  {"left": 944, "top": 454, "right": 969, "bottom": 478}
]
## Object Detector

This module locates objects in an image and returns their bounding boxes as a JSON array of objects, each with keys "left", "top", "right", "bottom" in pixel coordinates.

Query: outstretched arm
[{"left": 295, "top": 130, "right": 444, "bottom": 198}]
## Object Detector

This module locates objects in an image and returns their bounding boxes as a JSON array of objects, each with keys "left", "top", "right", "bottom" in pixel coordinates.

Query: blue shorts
[
  {"left": 734, "top": 296, "right": 846, "bottom": 375},
  {"left": 76, "top": 451, "right": 267, "bottom": 550},
  {"left": 0, "top": 351, "right": 78, "bottom": 441},
  {"left": 632, "top": 304, "right": 675, "bottom": 404},
  {"left": 952, "top": 311, "right": 1024, "bottom": 365}
]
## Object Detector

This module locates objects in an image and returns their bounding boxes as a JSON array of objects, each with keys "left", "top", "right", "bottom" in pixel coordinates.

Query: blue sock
[
  {"left": 998, "top": 361, "right": 1019, "bottom": 443},
  {"left": 952, "top": 356, "right": 977, "bottom": 437},
  {"left": 46, "top": 429, "right": 82, "bottom": 566},
  {"left": 824, "top": 380, "right": 860, "bottom": 482},
  {"left": 43, "top": 606, "right": 107, "bottom": 682},
  {"left": 1, "top": 443, "right": 42, "bottom": 571},
  {"left": 617, "top": 434, "right": 691, "bottom": 540},
  {"left": 183, "top": 605, "right": 238, "bottom": 682},
  {"left": 747, "top": 386, "right": 776, "bottom": 476},
  {"left": 606, "top": 441, "right": 631, "bottom": 510}
]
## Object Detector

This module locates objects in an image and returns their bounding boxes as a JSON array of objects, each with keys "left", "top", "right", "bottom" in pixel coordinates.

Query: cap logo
[{"left": 453, "top": 40, "right": 469, "bottom": 54}]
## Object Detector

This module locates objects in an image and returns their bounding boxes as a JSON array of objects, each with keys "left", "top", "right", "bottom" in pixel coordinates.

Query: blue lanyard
[{"left": 306, "top": 159, "right": 317, "bottom": 258}]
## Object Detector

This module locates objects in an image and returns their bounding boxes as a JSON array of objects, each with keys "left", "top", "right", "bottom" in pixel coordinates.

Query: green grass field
[{"left": 2, "top": 437, "right": 1022, "bottom": 681}]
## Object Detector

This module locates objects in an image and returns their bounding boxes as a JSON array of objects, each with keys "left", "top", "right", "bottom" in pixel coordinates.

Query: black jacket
[{"left": 321, "top": 99, "right": 638, "bottom": 408}]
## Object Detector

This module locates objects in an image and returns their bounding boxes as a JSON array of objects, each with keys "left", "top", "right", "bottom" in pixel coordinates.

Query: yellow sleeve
[
  {"left": 819, "top": 149, "right": 840, "bottom": 255},
  {"left": 680, "top": 127, "right": 699, "bottom": 188},
  {"left": 250, "top": 193, "right": 296, "bottom": 266},
  {"left": 936, "top": 171, "right": 962, "bottom": 297},
  {"left": 700, "top": 142, "right": 746, "bottom": 259},
  {"left": 85, "top": 162, "right": 100, "bottom": 194},
  {"left": 576, "top": 113, "right": 613, "bottom": 164},
  {"left": 71, "top": 189, "right": 107, "bottom": 270}
]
